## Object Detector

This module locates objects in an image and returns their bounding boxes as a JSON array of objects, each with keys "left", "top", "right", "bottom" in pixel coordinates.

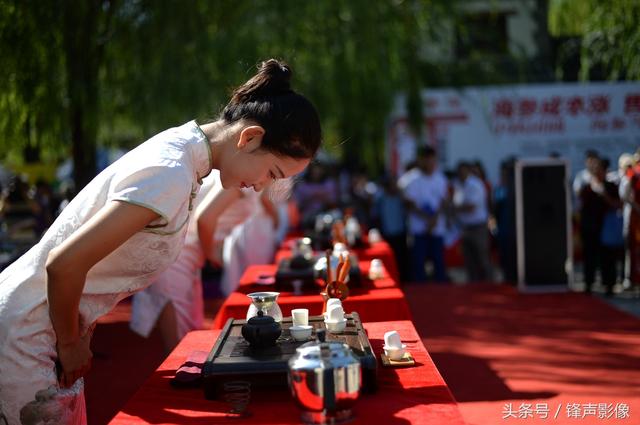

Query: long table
[
  {"left": 211, "top": 262, "right": 409, "bottom": 329},
  {"left": 276, "top": 239, "right": 400, "bottom": 284},
  {"left": 109, "top": 320, "right": 466, "bottom": 425},
  {"left": 236, "top": 261, "right": 398, "bottom": 293}
]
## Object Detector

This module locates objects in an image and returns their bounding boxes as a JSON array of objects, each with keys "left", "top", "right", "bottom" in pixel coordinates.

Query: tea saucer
[
  {"left": 324, "top": 318, "right": 347, "bottom": 333},
  {"left": 381, "top": 351, "right": 415, "bottom": 367},
  {"left": 383, "top": 344, "right": 407, "bottom": 360}
]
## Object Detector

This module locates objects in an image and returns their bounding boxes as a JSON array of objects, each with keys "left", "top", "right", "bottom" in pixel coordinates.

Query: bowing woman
[{"left": 0, "top": 59, "right": 321, "bottom": 425}]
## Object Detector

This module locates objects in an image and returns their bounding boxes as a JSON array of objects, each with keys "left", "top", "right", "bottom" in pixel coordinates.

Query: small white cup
[
  {"left": 326, "top": 298, "right": 342, "bottom": 310},
  {"left": 326, "top": 305, "right": 345, "bottom": 322},
  {"left": 384, "top": 330, "right": 403, "bottom": 349},
  {"left": 368, "top": 259, "right": 384, "bottom": 280},
  {"left": 290, "top": 325, "right": 313, "bottom": 341},
  {"left": 383, "top": 344, "right": 407, "bottom": 361},
  {"left": 324, "top": 318, "right": 347, "bottom": 333},
  {"left": 368, "top": 228, "right": 382, "bottom": 243},
  {"left": 291, "top": 308, "right": 309, "bottom": 326},
  {"left": 324, "top": 299, "right": 342, "bottom": 319}
]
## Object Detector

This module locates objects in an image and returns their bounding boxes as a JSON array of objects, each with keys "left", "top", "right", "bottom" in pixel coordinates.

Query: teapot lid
[
  {"left": 246, "top": 310, "right": 276, "bottom": 327},
  {"left": 290, "top": 329, "right": 357, "bottom": 370}
]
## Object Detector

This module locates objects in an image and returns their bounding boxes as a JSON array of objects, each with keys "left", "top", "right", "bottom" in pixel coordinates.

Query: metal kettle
[{"left": 288, "top": 329, "right": 361, "bottom": 424}]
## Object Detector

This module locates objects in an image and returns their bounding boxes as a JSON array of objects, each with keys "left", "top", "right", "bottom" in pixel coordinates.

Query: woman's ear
[{"left": 237, "top": 126, "right": 265, "bottom": 152}]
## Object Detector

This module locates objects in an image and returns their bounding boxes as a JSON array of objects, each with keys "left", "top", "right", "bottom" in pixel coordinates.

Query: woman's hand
[
  {"left": 46, "top": 201, "right": 160, "bottom": 388},
  {"left": 56, "top": 329, "right": 93, "bottom": 388}
]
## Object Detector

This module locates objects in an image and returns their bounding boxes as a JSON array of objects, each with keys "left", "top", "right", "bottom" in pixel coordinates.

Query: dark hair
[
  {"left": 222, "top": 59, "right": 321, "bottom": 159},
  {"left": 457, "top": 161, "right": 471, "bottom": 171},
  {"left": 416, "top": 145, "right": 436, "bottom": 158},
  {"left": 471, "top": 159, "right": 486, "bottom": 179},
  {"left": 585, "top": 149, "right": 599, "bottom": 159}
]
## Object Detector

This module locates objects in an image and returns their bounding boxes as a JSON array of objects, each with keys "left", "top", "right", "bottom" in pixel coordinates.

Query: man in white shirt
[
  {"left": 573, "top": 150, "right": 599, "bottom": 211},
  {"left": 453, "top": 161, "right": 492, "bottom": 281},
  {"left": 398, "top": 146, "right": 449, "bottom": 282}
]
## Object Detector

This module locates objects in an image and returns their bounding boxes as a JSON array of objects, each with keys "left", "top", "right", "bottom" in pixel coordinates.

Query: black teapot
[
  {"left": 290, "top": 237, "right": 314, "bottom": 270},
  {"left": 241, "top": 310, "right": 282, "bottom": 348}
]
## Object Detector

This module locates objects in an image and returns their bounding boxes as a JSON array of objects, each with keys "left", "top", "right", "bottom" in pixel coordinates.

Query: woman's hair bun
[
  {"left": 230, "top": 59, "right": 292, "bottom": 103},
  {"left": 259, "top": 59, "right": 292, "bottom": 89},
  {"left": 222, "top": 58, "right": 322, "bottom": 159}
]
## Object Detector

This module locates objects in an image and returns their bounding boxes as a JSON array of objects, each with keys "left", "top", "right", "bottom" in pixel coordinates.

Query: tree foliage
[
  {"left": 0, "top": 0, "right": 119, "bottom": 189},
  {"left": 104, "top": 0, "right": 452, "bottom": 171},
  {"left": 549, "top": 0, "right": 640, "bottom": 81},
  {"left": 0, "top": 3, "right": 65, "bottom": 161},
  {"left": 0, "top": 0, "right": 455, "bottom": 185}
]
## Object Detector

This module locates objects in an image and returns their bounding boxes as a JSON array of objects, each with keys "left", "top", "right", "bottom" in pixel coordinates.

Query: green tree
[
  {"left": 0, "top": 3, "right": 65, "bottom": 164},
  {"left": 62, "top": 0, "right": 120, "bottom": 189},
  {"left": 549, "top": 0, "right": 640, "bottom": 81},
  {"left": 104, "top": 0, "right": 451, "bottom": 173},
  {"left": 0, "top": 0, "right": 119, "bottom": 190},
  {"left": 2, "top": 0, "right": 454, "bottom": 184}
]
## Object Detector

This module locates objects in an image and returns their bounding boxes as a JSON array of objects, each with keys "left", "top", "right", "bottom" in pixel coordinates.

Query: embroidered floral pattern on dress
[
  {"left": 19, "top": 381, "right": 84, "bottom": 425},
  {"left": 0, "top": 406, "right": 9, "bottom": 425},
  {"left": 0, "top": 120, "right": 210, "bottom": 423}
]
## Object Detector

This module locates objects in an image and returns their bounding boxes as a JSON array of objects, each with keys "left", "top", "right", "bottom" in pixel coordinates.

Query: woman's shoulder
[{"left": 113, "top": 122, "right": 206, "bottom": 176}]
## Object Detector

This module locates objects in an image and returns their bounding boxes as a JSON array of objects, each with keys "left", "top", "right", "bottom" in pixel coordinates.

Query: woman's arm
[
  {"left": 46, "top": 200, "right": 159, "bottom": 387},
  {"left": 195, "top": 187, "right": 242, "bottom": 266}
]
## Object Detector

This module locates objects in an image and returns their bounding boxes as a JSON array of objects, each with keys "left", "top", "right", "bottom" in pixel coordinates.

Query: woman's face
[
  {"left": 216, "top": 123, "right": 311, "bottom": 191},
  {"left": 220, "top": 147, "right": 310, "bottom": 192}
]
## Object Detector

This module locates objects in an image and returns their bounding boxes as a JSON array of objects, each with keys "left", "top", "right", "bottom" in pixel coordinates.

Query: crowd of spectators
[
  {"left": 292, "top": 147, "right": 495, "bottom": 285},
  {"left": 3, "top": 145, "right": 640, "bottom": 295},
  {"left": 292, "top": 147, "right": 640, "bottom": 294}
]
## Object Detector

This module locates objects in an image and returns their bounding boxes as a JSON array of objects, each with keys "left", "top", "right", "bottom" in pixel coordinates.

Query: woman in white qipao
[
  {"left": 129, "top": 169, "right": 283, "bottom": 352},
  {"left": 0, "top": 59, "right": 321, "bottom": 425}
]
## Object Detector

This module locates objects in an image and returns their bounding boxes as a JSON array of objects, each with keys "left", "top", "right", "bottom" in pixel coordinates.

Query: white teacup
[
  {"left": 291, "top": 308, "right": 309, "bottom": 326},
  {"left": 324, "top": 318, "right": 347, "bottom": 333},
  {"left": 290, "top": 325, "right": 313, "bottom": 341},
  {"left": 368, "top": 228, "right": 382, "bottom": 243},
  {"left": 384, "top": 330, "right": 403, "bottom": 349},
  {"left": 326, "top": 305, "right": 345, "bottom": 322},
  {"left": 324, "top": 299, "right": 343, "bottom": 319},
  {"left": 326, "top": 298, "right": 342, "bottom": 309},
  {"left": 368, "top": 259, "right": 384, "bottom": 280},
  {"left": 383, "top": 344, "right": 407, "bottom": 360},
  {"left": 325, "top": 305, "right": 347, "bottom": 333}
]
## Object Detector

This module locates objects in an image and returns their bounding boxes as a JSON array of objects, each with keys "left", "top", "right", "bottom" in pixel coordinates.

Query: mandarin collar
[{"left": 188, "top": 120, "right": 213, "bottom": 184}]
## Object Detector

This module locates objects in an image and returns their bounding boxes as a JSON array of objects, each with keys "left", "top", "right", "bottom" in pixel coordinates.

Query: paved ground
[{"left": 447, "top": 266, "right": 640, "bottom": 319}]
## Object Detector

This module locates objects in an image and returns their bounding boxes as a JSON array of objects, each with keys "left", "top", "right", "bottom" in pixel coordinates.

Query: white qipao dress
[
  {"left": 130, "top": 170, "right": 261, "bottom": 339},
  {"left": 0, "top": 120, "right": 212, "bottom": 425}
]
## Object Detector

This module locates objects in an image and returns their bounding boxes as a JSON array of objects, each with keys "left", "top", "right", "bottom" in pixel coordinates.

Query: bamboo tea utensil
[{"left": 327, "top": 254, "right": 350, "bottom": 300}]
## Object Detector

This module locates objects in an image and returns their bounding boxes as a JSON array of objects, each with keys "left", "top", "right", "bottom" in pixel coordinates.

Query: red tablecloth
[
  {"left": 277, "top": 239, "right": 400, "bottom": 284},
  {"left": 236, "top": 262, "right": 397, "bottom": 294},
  {"left": 109, "top": 320, "right": 465, "bottom": 425},
  {"left": 211, "top": 286, "right": 412, "bottom": 329},
  {"left": 356, "top": 240, "right": 399, "bottom": 282}
]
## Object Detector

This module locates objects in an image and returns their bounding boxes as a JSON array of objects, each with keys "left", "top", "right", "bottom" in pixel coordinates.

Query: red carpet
[
  {"left": 85, "top": 298, "right": 224, "bottom": 425},
  {"left": 85, "top": 301, "right": 166, "bottom": 425},
  {"left": 403, "top": 283, "right": 640, "bottom": 425},
  {"left": 85, "top": 285, "right": 640, "bottom": 425}
]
